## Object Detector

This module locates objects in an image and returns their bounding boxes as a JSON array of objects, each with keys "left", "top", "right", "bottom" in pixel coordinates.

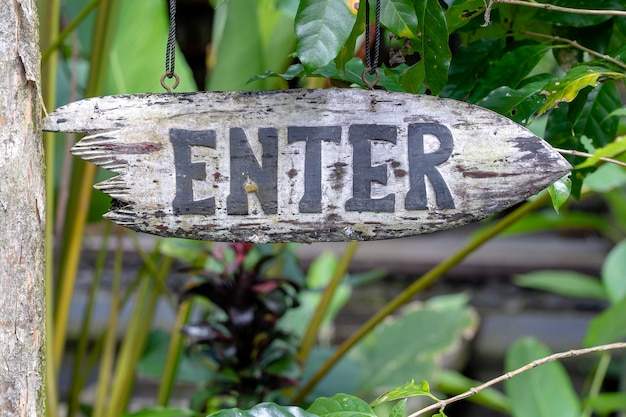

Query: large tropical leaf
[
  {"left": 416, "top": 0, "right": 450, "bottom": 94},
  {"left": 602, "top": 239, "right": 626, "bottom": 304},
  {"left": 537, "top": 65, "right": 624, "bottom": 116},
  {"left": 105, "top": 0, "right": 196, "bottom": 94},
  {"left": 470, "top": 44, "right": 551, "bottom": 102},
  {"left": 440, "top": 38, "right": 505, "bottom": 100},
  {"left": 308, "top": 394, "right": 377, "bottom": 417},
  {"left": 295, "top": 0, "right": 357, "bottom": 71},
  {"left": 478, "top": 79, "right": 549, "bottom": 125},
  {"left": 445, "top": 0, "right": 486, "bottom": 33},
  {"left": 505, "top": 338, "right": 580, "bottom": 417},
  {"left": 584, "top": 296, "right": 626, "bottom": 347},
  {"left": 380, "top": 0, "right": 419, "bottom": 39},
  {"left": 351, "top": 294, "right": 477, "bottom": 396}
]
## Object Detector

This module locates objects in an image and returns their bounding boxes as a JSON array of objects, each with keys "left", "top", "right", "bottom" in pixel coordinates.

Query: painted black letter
[
  {"left": 227, "top": 128, "right": 278, "bottom": 215},
  {"left": 170, "top": 128, "right": 216, "bottom": 214},
  {"left": 288, "top": 126, "right": 342, "bottom": 212},
  {"left": 405, "top": 123, "right": 455, "bottom": 210},
  {"left": 345, "top": 124, "right": 396, "bottom": 212}
]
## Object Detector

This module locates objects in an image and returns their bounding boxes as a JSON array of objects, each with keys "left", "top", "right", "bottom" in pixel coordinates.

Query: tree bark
[{"left": 0, "top": 1, "right": 46, "bottom": 416}]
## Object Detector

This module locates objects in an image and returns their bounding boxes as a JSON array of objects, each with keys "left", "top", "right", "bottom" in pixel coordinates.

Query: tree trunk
[{"left": 0, "top": 1, "right": 46, "bottom": 416}]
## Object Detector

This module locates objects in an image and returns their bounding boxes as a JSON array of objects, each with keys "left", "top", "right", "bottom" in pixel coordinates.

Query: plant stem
[
  {"left": 581, "top": 353, "right": 611, "bottom": 417},
  {"left": 40, "top": 0, "right": 61, "bottom": 413},
  {"left": 157, "top": 299, "right": 193, "bottom": 406},
  {"left": 410, "top": 343, "right": 626, "bottom": 417},
  {"left": 493, "top": 0, "right": 626, "bottom": 16},
  {"left": 297, "top": 242, "right": 360, "bottom": 364},
  {"left": 106, "top": 249, "right": 173, "bottom": 417},
  {"left": 292, "top": 194, "right": 550, "bottom": 402},
  {"left": 93, "top": 228, "right": 124, "bottom": 417},
  {"left": 53, "top": 0, "right": 121, "bottom": 368},
  {"left": 41, "top": 0, "right": 102, "bottom": 63},
  {"left": 521, "top": 31, "right": 626, "bottom": 71},
  {"left": 67, "top": 222, "right": 112, "bottom": 417}
]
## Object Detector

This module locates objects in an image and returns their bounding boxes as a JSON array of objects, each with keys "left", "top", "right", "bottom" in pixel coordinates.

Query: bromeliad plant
[{"left": 180, "top": 243, "right": 302, "bottom": 412}]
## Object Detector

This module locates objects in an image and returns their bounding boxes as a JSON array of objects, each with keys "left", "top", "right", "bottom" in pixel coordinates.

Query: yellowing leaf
[
  {"left": 576, "top": 135, "right": 626, "bottom": 169},
  {"left": 537, "top": 66, "right": 624, "bottom": 116}
]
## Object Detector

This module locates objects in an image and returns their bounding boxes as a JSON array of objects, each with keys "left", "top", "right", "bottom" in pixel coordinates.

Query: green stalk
[
  {"left": 106, "top": 251, "right": 173, "bottom": 417},
  {"left": 157, "top": 299, "right": 194, "bottom": 406},
  {"left": 292, "top": 194, "right": 550, "bottom": 403},
  {"left": 297, "top": 242, "right": 359, "bottom": 363},
  {"left": 40, "top": 0, "right": 61, "bottom": 415},
  {"left": 53, "top": 0, "right": 121, "bottom": 369},
  {"left": 41, "top": 0, "right": 102, "bottom": 63},
  {"left": 66, "top": 222, "right": 112, "bottom": 417},
  {"left": 581, "top": 353, "right": 611, "bottom": 417},
  {"left": 93, "top": 229, "right": 124, "bottom": 417}
]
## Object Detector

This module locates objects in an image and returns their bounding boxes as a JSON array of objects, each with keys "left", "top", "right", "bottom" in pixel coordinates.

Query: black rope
[
  {"left": 161, "top": 0, "right": 180, "bottom": 92},
  {"left": 165, "top": 0, "right": 177, "bottom": 77},
  {"left": 362, "top": 0, "right": 381, "bottom": 88},
  {"left": 364, "top": 0, "right": 381, "bottom": 74}
]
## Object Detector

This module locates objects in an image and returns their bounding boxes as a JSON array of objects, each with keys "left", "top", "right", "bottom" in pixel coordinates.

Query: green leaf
[
  {"left": 585, "top": 163, "right": 626, "bottom": 193},
  {"left": 295, "top": 0, "right": 356, "bottom": 71},
  {"left": 445, "top": 0, "right": 486, "bottom": 33},
  {"left": 605, "top": 107, "right": 626, "bottom": 120},
  {"left": 416, "top": 0, "right": 450, "bottom": 95},
  {"left": 395, "top": 62, "right": 425, "bottom": 94},
  {"left": 548, "top": 175, "right": 572, "bottom": 213},
  {"left": 307, "top": 394, "right": 377, "bottom": 417},
  {"left": 514, "top": 271, "right": 606, "bottom": 301},
  {"left": 576, "top": 136, "right": 626, "bottom": 169},
  {"left": 105, "top": 0, "right": 196, "bottom": 94},
  {"left": 209, "top": 403, "right": 318, "bottom": 417},
  {"left": 602, "top": 240, "right": 626, "bottom": 304},
  {"left": 537, "top": 66, "right": 624, "bottom": 116},
  {"left": 583, "top": 393, "right": 626, "bottom": 417},
  {"left": 122, "top": 407, "right": 196, "bottom": 417},
  {"left": 335, "top": 0, "right": 366, "bottom": 72},
  {"left": 505, "top": 338, "right": 580, "bottom": 417},
  {"left": 370, "top": 380, "right": 432, "bottom": 407},
  {"left": 477, "top": 80, "right": 548, "bottom": 125},
  {"left": 440, "top": 38, "right": 505, "bottom": 100},
  {"left": 353, "top": 295, "right": 477, "bottom": 395},
  {"left": 435, "top": 369, "right": 510, "bottom": 413},
  {"left": 380, "top": 0, "right": 418, "bottom": 39},
  {"left": 544, "top": 80, "right": 622, "bottom": 197},
  {"left": 209, "top": 0, "right": 265, "bottom": 90},
  {"left": 584, "top": 295, "right": 626, "bottom": 347},
  {"left": 251, "top": 63, "right": 306, "bottom": 82},
  {"left": 471, "top": 44, "right": 552, "bottom": 102},
  {"left": 388, "top": 399, "right": 407, "bottom": 417}
]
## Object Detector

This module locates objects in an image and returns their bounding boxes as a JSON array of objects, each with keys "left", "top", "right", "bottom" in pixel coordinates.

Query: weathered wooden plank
[{"left": 43, "top": 89, "right": 571, "bottom": 243}]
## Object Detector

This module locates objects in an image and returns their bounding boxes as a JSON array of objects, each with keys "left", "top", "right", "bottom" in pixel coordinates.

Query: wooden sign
[{"left": 43, "top": 89, "right": 571, "bottom": 243}]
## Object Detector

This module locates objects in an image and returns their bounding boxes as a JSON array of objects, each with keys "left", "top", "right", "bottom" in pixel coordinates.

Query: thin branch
[
  {"left": 494, "top": 0, "right": 626, "bottom": 17},
  {"left": 522, "top": 31, "right": 626, "bottom": 71},
  {"left": 408, "top": 342, "right": 626, "bottom": 417},
  {"left": 555, "top": 148, "right": 626, "bottom": 169}
]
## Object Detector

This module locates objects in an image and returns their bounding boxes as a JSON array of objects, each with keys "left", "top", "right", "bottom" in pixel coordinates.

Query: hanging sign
[{"left": 43, "top": 89, "right": 570, "bottom": 243}]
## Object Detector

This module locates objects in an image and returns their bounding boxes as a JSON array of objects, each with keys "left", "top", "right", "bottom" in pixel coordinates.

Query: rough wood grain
[
  {"left": 0, "top": 0, "right": 46, "bottom": 415},
  {"left": 43, "top": 89, "right": 571, "bottom": 243}
]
